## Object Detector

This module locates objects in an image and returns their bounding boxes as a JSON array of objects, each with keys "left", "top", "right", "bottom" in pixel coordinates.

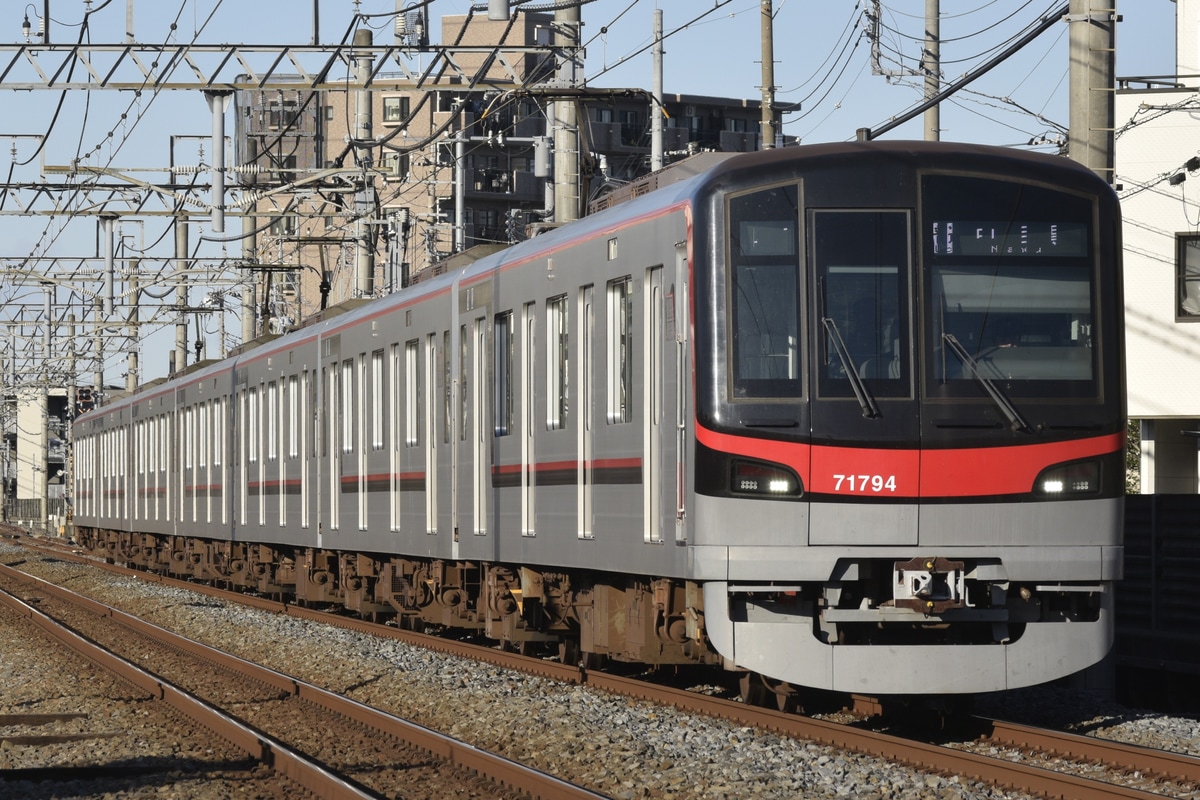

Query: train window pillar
[
  {"left": 521, "top": 302, "right": 536, "bottom": 537},
  {"left": 474, "top": 315, "right": 488, "bottom": 535},
  {"left": 426, "top": 333, "right": 439, "bottom": 534},
  {"left": 390, "top": 344, "right": 401, "bottom": 532},
  {"left": 578, "top": 285, "right": 594, "bottom": 540},
  {"left": 645, "top": 266, "right": 664, "bottom": 543}
]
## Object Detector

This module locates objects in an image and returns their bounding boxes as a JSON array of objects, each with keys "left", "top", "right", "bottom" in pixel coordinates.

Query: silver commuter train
[{"left": 73, "top": 141, "right": 1126, "bottom": 699}]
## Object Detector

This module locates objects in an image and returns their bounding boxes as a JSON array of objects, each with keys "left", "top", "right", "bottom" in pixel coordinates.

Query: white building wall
[{"left": 1115, "top": 2, "right": 1200, "bottom": 492}]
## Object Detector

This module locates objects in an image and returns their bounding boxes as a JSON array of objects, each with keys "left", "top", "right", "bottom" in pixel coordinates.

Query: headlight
[
  {"left": 1034, "top": 459, "right": 1100, "bottom": 496},
  {"left": 731, "top": 459, "right": 802, "bottom": 497}
]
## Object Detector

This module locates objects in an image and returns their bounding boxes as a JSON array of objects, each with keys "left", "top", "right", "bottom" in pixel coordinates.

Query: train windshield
[
  {"left": 923, "top": 175, "right": 1097, "bottom": 400},
  {"left": 728, "top": 184, "right": 802, "bottom": 398}
]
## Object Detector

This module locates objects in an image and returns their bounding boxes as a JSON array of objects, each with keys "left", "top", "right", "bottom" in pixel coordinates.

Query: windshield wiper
[
  {"left": 822, "top": 317, "right": 879, "bottom": 418},
  {"left": 943, "top": 333, "right": 1032, "bottom": 433}
]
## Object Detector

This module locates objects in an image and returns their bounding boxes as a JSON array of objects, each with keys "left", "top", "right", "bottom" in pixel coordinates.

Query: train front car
[{"left": 690, "top": 142, "right": 1125, "bottom": 696}]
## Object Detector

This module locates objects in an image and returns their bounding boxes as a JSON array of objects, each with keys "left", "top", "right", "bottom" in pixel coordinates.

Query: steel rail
[
  {"left": 0, "top": 566, "right": 377, "bottom": 799},
  {"left": 0, "top": 558, "right": 609, "bottom": 800},
  {"left": 7, "top": 530, "right": 1194, "bottom": 800}
]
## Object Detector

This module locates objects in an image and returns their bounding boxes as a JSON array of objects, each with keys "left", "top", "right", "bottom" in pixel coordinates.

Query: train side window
[
  {"left": 287, "top": 375, "right": 299, "bottom": 459},
  {"left": 727, "top": 184, "right": 801, "bottom": 399},
  {"left": 443, "top": 331, "right": 452, "bottom": 444},
  {"left": 495, "top": 312, "right": 513, "bottom": 436},
  {"left": 607, "top": 277, "right": 633, "bottom": 423},
  {"left": 547, "top": 295, "right": 569, "bottom": 430}
]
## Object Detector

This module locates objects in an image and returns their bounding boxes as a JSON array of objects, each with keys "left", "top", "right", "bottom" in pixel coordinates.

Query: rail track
[
  {"left": 5, "top": 527, "right": 1199, "bottom": 800},
  {"left": 0, "top": 555, "right": 606, "bottom": 800}
]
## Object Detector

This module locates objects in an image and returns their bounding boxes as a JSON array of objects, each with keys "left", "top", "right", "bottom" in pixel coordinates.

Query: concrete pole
[
  {"left": 652, "top": 9, "right": 664, "bottom": 171},
  {"left": 206, "top": 92, "right": 233, "bottom": 233},
  {"left": 759, "top": 0, "right": 777, "bottom": 149},
  {"left": 101, "top": 213, "right": 117, "bottom": 316},
  {"left": 353, "top": 29, "right": 376, "bottom": 296},
  {"left": 126, "top": 267, "right": 139, "bottom": 394},
  {"left": 553, "top": 3, "right": 581, "bottom": 223},
  {"left": 242, "top": 207, "right": 258, "bottom": 341},
  {"left": 922, "top": 0, "right": 940, "bottom": 141},
  {"left": 1068, "top": 0, "right": 1116, "bottom": 182},
  {"left": 93, "top": 299, "right": 103, "bottom": 392},
  {"left": 242, "top": 285, "right": 256, "bottom": 345},
  {"left": 455, "top": 126, "right": 466, "bottom": 252},
  {"left": 175, "top": 216, "right": 189, "bottom": 373}
]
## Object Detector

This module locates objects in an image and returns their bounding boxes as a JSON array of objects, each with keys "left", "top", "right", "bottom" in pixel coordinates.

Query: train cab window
[
  {"left": 728, "top": 184, "right": 801, "bottom": 398},
  {"left": 813, "top": 210, "right": 910, "bottom": 399},
  {"left": 923, "top": 175, "right": 1096, "bottom": 399}
]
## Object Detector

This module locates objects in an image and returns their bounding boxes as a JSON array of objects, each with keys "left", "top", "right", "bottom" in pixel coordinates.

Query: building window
[
  {"left": 383, "top": 95, "right": 410, "bottom": 124},
  {"left": 1178, "top": 234, "right": 1200, "bottom": 320}
]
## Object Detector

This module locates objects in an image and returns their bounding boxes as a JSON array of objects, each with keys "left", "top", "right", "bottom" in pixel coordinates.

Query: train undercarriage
[{"left": 75, "top": 527, "right": 719, "bottom": 674}]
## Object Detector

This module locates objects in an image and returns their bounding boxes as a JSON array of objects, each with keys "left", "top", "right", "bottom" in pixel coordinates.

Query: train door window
[
  {"left": 727, "top": 183, "right": 801, "bottom": 398},
  {"left": 443, "top": 330, "right": 452, "bottom": 445},
  {"left": 645, "top": 266, "right": 664, "bottom": 543},
  {"left": 426, "top": 333, "right": 439, "bottom": 534},
  {"left": 606, "top": 277, "right": 633, "bottom": 424},
  {"left": 405, "top": 340, "right": 420, "bottom": 446},
  {"left": 494, "top": 312, "right": 513, "bottom": 437},
  {"left": 358, "top": 353, "right": 368, "bottom": 530},
  {"left": 287, "top": 375, "right": 299, "bottom": 459},
  {"left": 547, "top": 295, "right": 569, "bottom": 430},
  {"left": 372, "top": 349, "right": 385, "bottom": 451},
  {"left": 248, "top": 389, "right": 259, "bottom": 465},
  {"left": 460, "top": 325, "right": 469, "bottom": 442},
  {"left": 215, "top": 398, "right": 226, "bottom": 526},
  {"left": 522, "top": 302, "right": 536, "bottom": 537},
  {"left": 276, "top": 384, "right": 286, "bottom": 527},
  {"left": 390, "top": 343, "right": 401, "bottom": 531},
  {"left": 329, "top": 365, "right": 340, "bottom": 528},
  {"left": 474, "top": 315, "right": 488, "bottom": 534},
  {"left": 300, "top": 371, "right": 310, "bottom": 528},
  {"left": 200, "top": 401, "right": 210, "bottom": 523},
  {"left": 813, "top": 210, "right": 909, "bottom": 398},
  {"left": 267, "top": 381, "right": 278, "bottom": 461},
  {"left": 341, "top": 359, "right": 355, "bottom": 455},
  {"left": 578, "top": 285, "right": 595, "bottom": 540}
]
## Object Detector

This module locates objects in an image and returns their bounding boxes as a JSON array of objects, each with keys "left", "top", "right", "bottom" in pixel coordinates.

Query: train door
[{"left": 808, "top": 209, "right": 919, "bottom": 545}]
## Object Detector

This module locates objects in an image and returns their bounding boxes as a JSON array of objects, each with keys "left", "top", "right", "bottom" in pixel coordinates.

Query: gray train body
[{"left": 74, "top": 142, "right": 1126, "bottom": 697}]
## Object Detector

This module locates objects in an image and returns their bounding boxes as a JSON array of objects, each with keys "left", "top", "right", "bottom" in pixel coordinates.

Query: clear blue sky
[{"left": 0, "top": 1, "right": 1180, "bottom": 384}]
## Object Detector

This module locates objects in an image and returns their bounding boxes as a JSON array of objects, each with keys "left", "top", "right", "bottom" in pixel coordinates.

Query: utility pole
[
  {"left": 651, "top": 9, "right": 664, "bottom": 171},
  {"left": 922, "top": 0, "right": 940, "bottom": 141},
  {"left": 759, "top": 0, "right": 777, "bottom": 149},
  {"left": 553, "top": 3, "right": 582, "bottom": 223},
  {"left": 353, "top": 28, "right": 376, "bottom": 296},
  {"left": 174, "top": 216, "right": 189, "bottom": 374},
  {"left": 1068, "top": 0, "right": 1116, "bottom": 182}
]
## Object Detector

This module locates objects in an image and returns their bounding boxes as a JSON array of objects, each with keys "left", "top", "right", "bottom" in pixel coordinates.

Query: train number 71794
[{"left": 832, "top": 474, "right": 898, "bottom": 493}]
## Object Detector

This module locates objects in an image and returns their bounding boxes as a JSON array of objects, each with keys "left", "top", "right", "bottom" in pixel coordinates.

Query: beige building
[{"left": 234, "top": 13, "right": 774, "bottom": 335}]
